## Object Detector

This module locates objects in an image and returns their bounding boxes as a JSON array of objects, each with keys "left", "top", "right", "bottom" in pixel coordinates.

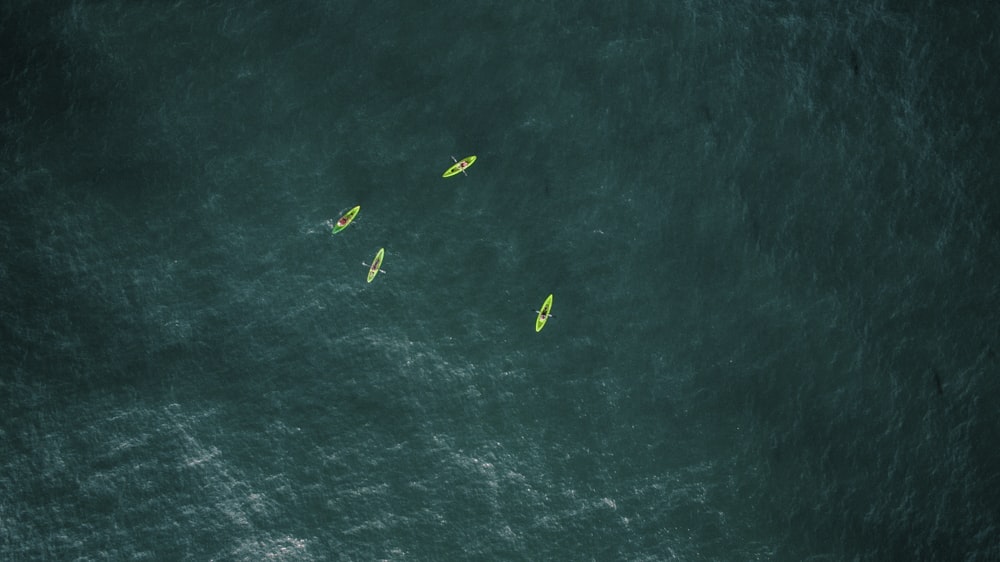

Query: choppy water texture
[{"left": 3, "top": 1, "right": 1000, "bottom": 560}]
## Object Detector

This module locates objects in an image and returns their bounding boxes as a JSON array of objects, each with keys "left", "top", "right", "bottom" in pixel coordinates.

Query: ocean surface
[{"left": 3, "top": 1, "right": 999, "bottom": 560}]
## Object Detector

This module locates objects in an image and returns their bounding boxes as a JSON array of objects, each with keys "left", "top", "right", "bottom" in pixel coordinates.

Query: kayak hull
[
  {"left": 367, "top": 248, "right": 385, "bottom": 283},
  {"left": 535, "top": 294, "right": 553, "bottom": 332},
  {"left": 332, "top": 205, "right": 360, "bottom": 234},
  {"left": 442, "top": 155, "right": 477, "bottom": 178}
]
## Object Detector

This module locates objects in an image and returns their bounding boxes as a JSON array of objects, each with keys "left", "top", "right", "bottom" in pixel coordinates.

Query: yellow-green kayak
[
  {"left": 332, "top": 205, "right": 360, "bottom": 234},
  {"left": 442, "top": 155, "right": 477, "bottom": 178},
  {"left": 536, "top": 294, "right": 553, "bottom": 332},
  {"left": 367, "top": 248, "right": 385, "bottom": 283}
]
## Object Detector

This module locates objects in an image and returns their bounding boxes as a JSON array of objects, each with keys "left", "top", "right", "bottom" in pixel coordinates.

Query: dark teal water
[{"left": 3, "top": 1, "right": 999, "bottom": 560}]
